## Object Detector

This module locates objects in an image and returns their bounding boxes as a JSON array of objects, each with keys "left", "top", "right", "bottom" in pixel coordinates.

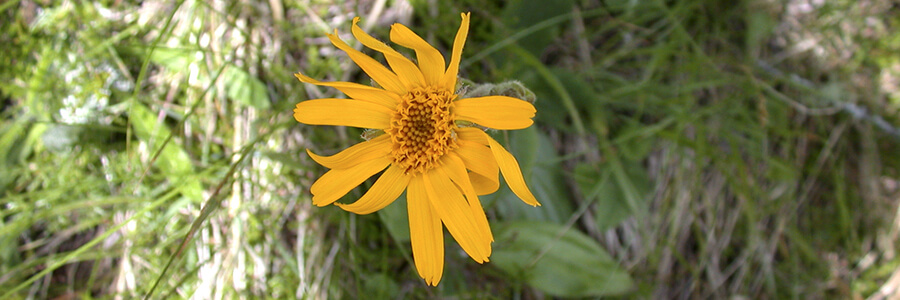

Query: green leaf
[
  {"left": 491, "top": 221, "right": 633, "bottom": 297},
  {"left": 223, "top": 66, "right": 271, "bottom": 109},
  {"left": 0, "top": 122, "right": 28, "bottom": 166},
  {"left": 574, "top": 159, "right": 652, "bottom": 231},
  {"left": 147, "top": 47, "right": 200, "bottom": 71},
  {"left": 744, "top": 10, "right": 776, "bottom": 60},
  {"left": 613, "top": 121, "right": 660, "bottom": 162},
  {"left": 0, "top": 122, "right": 46, "bottom": 194},
  {"left": 145, "top": 47, "right": 270, "bottom": 109},
  {"left": 129, "top": 101, "right": 203, "bottom": 201}
]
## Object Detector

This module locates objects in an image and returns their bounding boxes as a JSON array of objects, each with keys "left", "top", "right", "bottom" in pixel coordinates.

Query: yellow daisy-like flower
[{"left": 293, "top": 12, "right": 539, "bottom": 286}]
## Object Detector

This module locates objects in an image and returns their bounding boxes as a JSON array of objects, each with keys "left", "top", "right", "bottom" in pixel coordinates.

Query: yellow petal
[
  {"left": 351, "top": 18, "right": 425, "bottom": 89},
  {"left": 454, "top": 140, "right": 499, "bottom": 195},
  {"left": 335, "top": 164, "right": 410, "bottom": 215},
  {"left": 294, "top": 72, "right": 399, "bottom": 109},
  {"left": 456, "top": 127, "right": 489, "bottom": 145},
  {"left": 327, "top": 30, "right": 406, "bottom": 94},
  {"left": 407, "top": 176, "right": 444, "bottom": 286},
  {"left": 306, "top": 134, "right": 391, "bottom": 170},
  {"left": 294, "top": 99, "right": 393, "bottom": 129},
  {"left": 389, "top": 23, "right": 446, "bottom": 86},
  {"left": 424, "top": 169, "right": 490, "bottom": 263},
  {"left": 442, "top": 153, "right": 493, "bottom": 243},
  {"left": 454, "top": 96, "right": 536, "bottom": 130},
  {"left": 479, "top": 131, "right": 540, "bottom": 206},
  {"left": 310, "top": 156, "right": 392, "bottom": 207},
  {"left": 469, "top": 175, "right": 499, "bottom": 196},
  {"left": 442, "top": 12, "right": 470, "bottom": 91}
]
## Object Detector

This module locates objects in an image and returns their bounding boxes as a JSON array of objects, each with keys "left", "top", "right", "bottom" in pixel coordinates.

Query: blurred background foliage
[{"left": 2, "top": 0, "right": 900, "bottom": 298}]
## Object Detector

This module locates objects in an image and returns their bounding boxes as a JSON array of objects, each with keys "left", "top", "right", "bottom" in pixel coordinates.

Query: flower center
[{"left": 388, "top": 86, "right": 458, "bottom": 175}]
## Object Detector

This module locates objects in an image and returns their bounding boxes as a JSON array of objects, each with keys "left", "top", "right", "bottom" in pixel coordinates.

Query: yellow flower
[{"left": 293, "top": 12, "right": 539, "bottom": 286}]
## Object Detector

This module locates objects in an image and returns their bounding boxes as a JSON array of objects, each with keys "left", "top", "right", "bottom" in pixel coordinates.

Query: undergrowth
[{"left": 2, "top": 0, "right": 900, "bottom": 298}]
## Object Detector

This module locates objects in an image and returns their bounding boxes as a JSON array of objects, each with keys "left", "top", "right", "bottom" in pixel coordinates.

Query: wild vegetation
[{"left": 2, "top": 0, "right": 900, "bottom": 298}]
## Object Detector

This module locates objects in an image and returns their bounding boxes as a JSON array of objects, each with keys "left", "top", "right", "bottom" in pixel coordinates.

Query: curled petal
[
  {"left": 351, "top": 18, "right": 425, "bottom": 89},
  {"left": 306, "top": 134, "right": 391, "bottom": 170},
  {"left": 336, "top": 164, "right": 410, "bottom": 215},
  {"left": 389, "top": 23, "right": 446, "bottom": 86},
  {"left": 309, "top": 156, "right": 392, "bottom": 207},
  {"left": 327, "top": 30, "right": 406, "bottom": 94},
  {"left": 466, "top": 130, "right": 540, "bottom": 206},
  {"left": 454, "top": 140, "right": 499, "bottom": 195},
  {"left": 442, "top": 12, "right": 470, "bottom": 91},
  {"left": 294, "top": 72, "right": 399, "bottom": 109},
  {"left": 486, "top": 135, "right": 539, "bottom": 206}
]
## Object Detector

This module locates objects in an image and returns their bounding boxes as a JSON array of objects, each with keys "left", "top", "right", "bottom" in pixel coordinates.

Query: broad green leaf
[
  {"left": 613, "top": 121, "right": 659, "bottom": 162},
  {"left": 148, "top": 47, "right": 200, "bottom": 71},
  {"left": 491, "top": 221, "right": 633, "bottom": 297},
  {"left": 0, "top": 216, "right": 21, "bottom": 275},
  {"left": 129, "top": 101, "right": 203, "bottom": 201},
  {"left": 0, "top": 122, "right": 27, "bottom": 166},
  {"left": 745, "top": 10, "right": 776, "bottom": 60},
  {"left": 574, "top": 159, "right": 652, "bottom": 231},
  {"left": 1, "top": 122, "right": 46, "bottom": 194},
  {"left": 223, "top": 66, "right": 271, "bottom": 109},
  {"left": 146, "top": 47, "right": 270, "bottom": 109}
]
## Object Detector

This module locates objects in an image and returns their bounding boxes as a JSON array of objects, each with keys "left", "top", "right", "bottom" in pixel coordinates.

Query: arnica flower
[{"left": 293, "top": 12, "right": 539, "bottom": 286}]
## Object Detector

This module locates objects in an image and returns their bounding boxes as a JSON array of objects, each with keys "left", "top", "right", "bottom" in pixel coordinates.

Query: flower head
[{"left": 293, "top": 12, "right": 539, "bottom": 286}]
